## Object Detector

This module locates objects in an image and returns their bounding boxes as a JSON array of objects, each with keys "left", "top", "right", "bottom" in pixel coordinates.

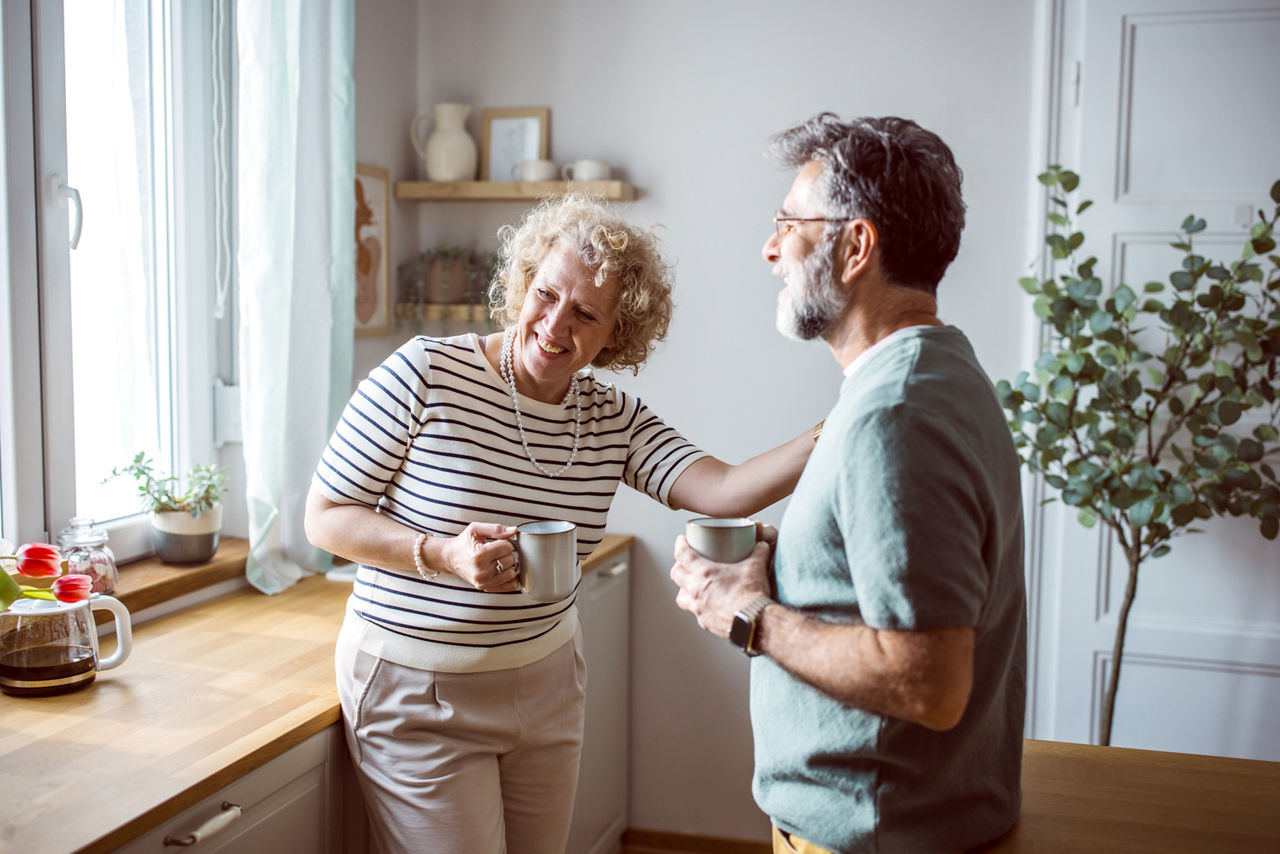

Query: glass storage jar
[{"left": 56, "top": 516, "right": 120, "bottom": 595}]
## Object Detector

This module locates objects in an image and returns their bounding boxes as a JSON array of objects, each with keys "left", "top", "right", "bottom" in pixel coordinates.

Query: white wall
[
  {"left": 354, "top": 0, "right": 1041, "bottom": 840},
  {"left": 352, "top": 0, "right": 420, "bottom": 379}
]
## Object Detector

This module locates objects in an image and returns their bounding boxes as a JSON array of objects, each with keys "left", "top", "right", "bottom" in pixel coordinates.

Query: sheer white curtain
[{"left": 236, "top": 0, "right": 354, "bottom": 592}]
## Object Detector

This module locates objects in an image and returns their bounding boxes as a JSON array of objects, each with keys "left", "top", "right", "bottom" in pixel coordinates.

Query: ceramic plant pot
[{"left": 150, "top": 504, "right": 222, "bottom": 564}]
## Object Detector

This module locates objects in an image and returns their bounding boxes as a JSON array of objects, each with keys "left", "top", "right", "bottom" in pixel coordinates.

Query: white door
[{"left": 1029, "top": 0, "right": 1280, "bottom": 759}]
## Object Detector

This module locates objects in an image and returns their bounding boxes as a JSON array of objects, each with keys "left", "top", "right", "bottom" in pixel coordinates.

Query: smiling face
[
  {"left": 762, "top": 161, "right": 852, "bottom": 342},
  {"left": 511, "top": 242, "right": 620, "bottom": 403}
]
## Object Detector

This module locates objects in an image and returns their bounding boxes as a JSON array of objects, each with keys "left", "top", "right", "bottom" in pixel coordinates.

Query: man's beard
[{"left": 776, "top": 231, "right": 846, "bottom": 341}]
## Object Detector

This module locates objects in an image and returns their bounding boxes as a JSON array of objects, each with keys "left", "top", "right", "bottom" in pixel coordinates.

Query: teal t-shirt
[{"left": 752, "top": 326, "right": 1025, "bottom": 853}]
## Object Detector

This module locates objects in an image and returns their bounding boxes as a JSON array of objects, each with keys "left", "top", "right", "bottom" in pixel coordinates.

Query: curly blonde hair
[{"left": 488, "top": 193, "right": 673, "bottom": 374}]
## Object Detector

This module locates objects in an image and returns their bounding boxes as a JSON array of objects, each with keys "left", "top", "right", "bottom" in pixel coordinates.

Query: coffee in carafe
[{"left": 0, "top": 595, "right": 132, "bottom": 697}]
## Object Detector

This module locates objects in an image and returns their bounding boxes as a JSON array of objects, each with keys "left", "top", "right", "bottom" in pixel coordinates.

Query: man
[{"left": 670, "top": 114, "right": 1026, "bottom": 853}]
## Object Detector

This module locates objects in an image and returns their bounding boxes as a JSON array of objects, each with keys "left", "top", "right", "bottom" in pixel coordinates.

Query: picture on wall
[
  {"left": 355, "top": 163, "right": 390, "bottom": 336},
  {"left": 481, "top": 107, "right": 550, "bottom": 181}
]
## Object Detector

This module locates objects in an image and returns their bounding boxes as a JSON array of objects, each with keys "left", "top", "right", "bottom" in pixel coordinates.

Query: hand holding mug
[{"left": 443, "top": 522, "right": 519, "bottom": 592}]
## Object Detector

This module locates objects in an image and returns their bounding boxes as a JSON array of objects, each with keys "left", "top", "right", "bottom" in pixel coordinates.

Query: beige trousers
[
  {"left": 773, "top": 825, "right": 838, "bottom": 854},
  {"left": 336, "top": 624, "right": 587, "bottom": 854}
]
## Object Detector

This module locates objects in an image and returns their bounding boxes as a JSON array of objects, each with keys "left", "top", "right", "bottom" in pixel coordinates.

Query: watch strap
[{"left": 730, "top": 596, "right": 773, "bottom": 656}]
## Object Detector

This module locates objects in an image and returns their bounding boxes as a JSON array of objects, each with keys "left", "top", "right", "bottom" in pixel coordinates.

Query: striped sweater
[{"left": 313, "top": 333, "right": 707, "bottom": 673}]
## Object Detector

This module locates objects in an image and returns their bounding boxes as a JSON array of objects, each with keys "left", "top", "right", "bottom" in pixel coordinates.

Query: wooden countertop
[
  {"left": 978, "top": 739, "right": 1280, "bottom": 852},
  {"left": 0, "top": 534, "right": 632, "bottom": 854}
]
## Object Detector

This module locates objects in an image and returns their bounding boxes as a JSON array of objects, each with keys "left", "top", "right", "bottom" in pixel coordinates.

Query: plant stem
[{"left": 1100, "top": 536, "right": 1142, "bottom": 746}]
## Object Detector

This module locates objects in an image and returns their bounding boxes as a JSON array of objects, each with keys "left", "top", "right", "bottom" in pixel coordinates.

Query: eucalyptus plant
[{"left": 995, "top": 167, "right": 1280, "bottom": 746}]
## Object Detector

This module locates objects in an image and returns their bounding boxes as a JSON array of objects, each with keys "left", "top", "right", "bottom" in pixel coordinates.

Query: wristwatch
[{"left": 728, "top": 596, "right": 774, "bottom": 657}]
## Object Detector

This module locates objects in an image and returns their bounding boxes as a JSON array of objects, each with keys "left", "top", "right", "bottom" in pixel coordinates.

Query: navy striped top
[{"left": 313, "top": 333, "right": 707, "bottom": 672}]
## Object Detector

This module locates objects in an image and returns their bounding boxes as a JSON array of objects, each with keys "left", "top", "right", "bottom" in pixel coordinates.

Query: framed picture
[
  {"left": 354, "top": 163, "right": 390, "bottom": 337},
  {"left": 480, "top": 107, "right": 550, "bottom": 181}
]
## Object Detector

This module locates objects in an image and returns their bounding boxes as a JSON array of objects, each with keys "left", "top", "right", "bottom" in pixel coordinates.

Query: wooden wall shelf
[
  {"left": 394, "top": 303, "right": 490, "bottom": 323},
  {"left": 395, "top": 180, "right": 636, "bottom": 202}
]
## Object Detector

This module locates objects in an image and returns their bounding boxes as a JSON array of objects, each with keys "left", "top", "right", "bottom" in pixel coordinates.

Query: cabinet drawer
[{"left": 115, "top": 728, "right": 337, "bottom": 854}]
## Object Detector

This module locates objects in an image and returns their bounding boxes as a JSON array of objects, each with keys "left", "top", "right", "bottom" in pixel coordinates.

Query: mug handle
[
  {"left": 89, "top": 595, "right": 133, "bottom": 671},
  {"left": 561, "top": 164, "right": 574, "bottom": 181}
]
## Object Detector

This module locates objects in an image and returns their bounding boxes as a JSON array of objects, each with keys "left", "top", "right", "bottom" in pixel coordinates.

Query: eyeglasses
[{"left": 773, "top": 212, "right": 851, "bottom": 239}]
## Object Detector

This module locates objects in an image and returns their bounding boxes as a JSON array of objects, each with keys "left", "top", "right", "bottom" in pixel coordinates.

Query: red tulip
[
  {"left": 52, "top": 574, "right": 93, "bottom": 603},
  {"left": 16, "top": 543, "right": 62, "bottom": 577}
]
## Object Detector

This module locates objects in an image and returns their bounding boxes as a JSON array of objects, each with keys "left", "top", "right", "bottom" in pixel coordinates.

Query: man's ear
[{"left": 839, "top": 219, "right": 879, "bottom": 283}]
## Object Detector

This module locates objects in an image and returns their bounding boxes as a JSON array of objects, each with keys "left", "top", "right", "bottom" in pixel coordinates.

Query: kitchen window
[{"left": 0, "top": 0, "right": 234, "bottom": 560}]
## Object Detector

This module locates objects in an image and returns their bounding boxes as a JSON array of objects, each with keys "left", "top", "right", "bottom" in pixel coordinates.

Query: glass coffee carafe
[{"left": 0, "top": 594, "right": 132, "bottom": 697}]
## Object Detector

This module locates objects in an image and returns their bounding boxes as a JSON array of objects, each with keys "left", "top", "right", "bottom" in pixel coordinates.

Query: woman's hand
[{"left": 441, "top": 522, "right": 521, "bottom": 593}]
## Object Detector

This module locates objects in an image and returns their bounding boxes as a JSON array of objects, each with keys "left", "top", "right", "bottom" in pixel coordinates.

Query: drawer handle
[
  {"left": 599, "top": 562, "right": 628, "bottom": 578},
  {"left": 163, "top": 802, "right": 242, "bottom": 847}
]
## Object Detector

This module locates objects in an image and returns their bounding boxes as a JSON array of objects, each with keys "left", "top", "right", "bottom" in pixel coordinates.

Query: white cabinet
[
  {"left": 115, "top": 728, "right": 344, "bottom": 854},
  {"left": 567, "top": 553, "right": 631, "bottom": 854}
]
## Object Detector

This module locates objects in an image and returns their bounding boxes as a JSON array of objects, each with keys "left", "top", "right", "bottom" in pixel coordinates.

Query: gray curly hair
[{"left": 488, "top": 193, "right": 674, "bottom": 374}]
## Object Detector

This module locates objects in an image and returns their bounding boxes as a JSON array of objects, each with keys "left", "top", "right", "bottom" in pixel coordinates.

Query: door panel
[{"left": 1033, "top": 0, "right": 1280, "bottom": 758}]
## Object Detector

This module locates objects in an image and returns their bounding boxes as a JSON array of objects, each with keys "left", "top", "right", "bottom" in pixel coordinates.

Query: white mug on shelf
[
  {"left": 511, "top": 159, "right": 558, "bottom": 182},
  {"left": 561, "top": 159, "right": 611, "bottom": 182}
]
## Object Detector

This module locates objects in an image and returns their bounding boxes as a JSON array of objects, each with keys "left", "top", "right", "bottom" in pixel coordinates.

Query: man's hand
[{"left": 670, "top": 535, "right": 771, "bottom": 639}]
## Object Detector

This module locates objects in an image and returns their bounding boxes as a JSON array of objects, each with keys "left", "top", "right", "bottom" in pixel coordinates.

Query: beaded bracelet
[{"left": 412, "top": 531, "right": 439, "bottom": 581}]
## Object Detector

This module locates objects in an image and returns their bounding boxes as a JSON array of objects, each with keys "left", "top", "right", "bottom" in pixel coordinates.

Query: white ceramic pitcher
[{"left": 410, "top": 103, "right": 477, "bottom": 182}]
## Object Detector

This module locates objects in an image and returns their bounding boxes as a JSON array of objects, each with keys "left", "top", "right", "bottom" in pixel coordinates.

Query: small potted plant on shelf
[{"left": 107, "top": 452, "right": 229, "bottom": 564}]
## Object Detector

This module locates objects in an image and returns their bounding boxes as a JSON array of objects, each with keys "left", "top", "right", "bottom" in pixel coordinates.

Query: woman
[{"left": 304, "top": 193, "right": 820, "bottom": 853}]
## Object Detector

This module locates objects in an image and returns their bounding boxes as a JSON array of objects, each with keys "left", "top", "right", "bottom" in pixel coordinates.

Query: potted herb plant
[
  {"left": 996, "top": 167, "right": 1280, "bottom": 745},
  {"left": 107, "top": 452, "right": 229, "bottom": 564}
]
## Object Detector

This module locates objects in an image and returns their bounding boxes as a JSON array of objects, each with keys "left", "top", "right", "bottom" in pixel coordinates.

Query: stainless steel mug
[
  {"left": 516, "top": 521, "right": 579, "bottom": 602},
  {"left": 685, "top": 517, "right": 756, "bottom": 562}
]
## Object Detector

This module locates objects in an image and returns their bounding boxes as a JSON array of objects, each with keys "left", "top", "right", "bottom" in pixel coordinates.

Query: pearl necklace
[{"left": 499, "top": 326, "right": 584, "bottom": 478}]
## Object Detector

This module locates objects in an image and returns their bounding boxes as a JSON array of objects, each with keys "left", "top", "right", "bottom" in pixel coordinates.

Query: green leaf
[
  {"left": 1263, "top": 516, "right": 1279, "bottom": 540},
  {"left": 1253, "top": 236, "right": 1277, "bottom": 255},
  {"left": 0, "top": 570, "right": 22, "bottom": 611},
  {"left": 1114, "top": 284, "right": 1137, "bottom": 313},
  {"left": 1130, "top": 496, "right": 1157, "bottom": 527},
  {"left": 1218, "top": 400, "right": 1242, "bottom": 425},
  {"left": 1171, "top": 271, "right": 1195, "bottom": 290},
  {"left": 1077, "top": 200, "right": 1093, "bottom": 214},
  {"left": 1089, "top": 310, "right": 1113, "bottom": 334},
  {"left": 1270, "top": 180, "right": 1280, "bottom": 204},
  {"left": 1048, "top": 212, "right": 1068, "bottom": 227},
  {"left": 1063, "top": 478, "right": 1093, "bottom": 505},
  {"left": 1152, "top": 545, "right": 1172, "bottom": 558},
  {"left": 1019, "top": 276, "right": 1041, "bottom": 296},
  {"left": 1050, "top": 373, "right": 1075, "bottom": 399},
  {"left": 1060, "top": 171, "right": 1080, "bottom": 192},
  {"left": 1143, "top": 281, "right": 1165, "bottom": 293},
  {"left": 1182, "top": 215, "right": 1207, "bottom": 234},
  {"left": 1077, "top": 508, "right": 1098, "bottom": 528},
  {"left": 1222, "top": 468, "right": 1253, "bottom": 489}
]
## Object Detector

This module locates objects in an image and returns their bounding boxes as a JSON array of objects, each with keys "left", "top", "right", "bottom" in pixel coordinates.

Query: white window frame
[{"left": 1, "top": 0, "right": 231, "bottom": 559}]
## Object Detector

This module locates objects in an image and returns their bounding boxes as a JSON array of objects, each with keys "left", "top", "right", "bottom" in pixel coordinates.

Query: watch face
[{"left": 729, "top": 612, "right": 752, "bottom": 651}]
